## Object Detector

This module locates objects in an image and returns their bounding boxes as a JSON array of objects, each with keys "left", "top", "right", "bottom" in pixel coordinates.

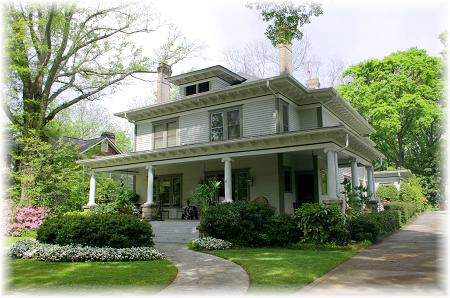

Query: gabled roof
[
  {"left": 64, "top": 136, "right": 122, "bottom": 155},
  {"left": 167, "top": 65, "right": 247, "bottom": 86}
]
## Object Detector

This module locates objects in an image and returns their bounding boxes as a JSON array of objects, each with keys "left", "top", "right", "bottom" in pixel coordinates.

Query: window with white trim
[
  {"left": 210, "top": 106, "right": 242, "bottom": 141},
  {"left": 280, "top": 100, "right": 289, "bottom": 132},
  {"left": 153, "top": 119, "right": 178, "bottom": 149}
]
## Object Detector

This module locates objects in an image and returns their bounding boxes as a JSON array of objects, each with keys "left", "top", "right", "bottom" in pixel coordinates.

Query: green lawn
[
  {"left": 5, "top": 234, "right": 177, "bottom": 293},
  {"left": 7, "top": 259, "right": 177, "bottom": 293},
  {"left": 208, "top": 248, "right": 355, "bottom": 292}
]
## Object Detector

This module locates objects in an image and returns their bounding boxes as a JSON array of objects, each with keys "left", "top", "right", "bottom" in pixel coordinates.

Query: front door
[
  {"left": 156, "top": 174, "right": 182, "bottom": 208},
  {"left": 296, "top": 172, "right": 316, "bottom": 205}
]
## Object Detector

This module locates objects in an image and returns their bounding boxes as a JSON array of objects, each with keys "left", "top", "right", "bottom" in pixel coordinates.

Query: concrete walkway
[
  {"left": 299, "top": 211, "right": 448, "bottom": 296},
  {"left": 154, "top": 243, "right": 249, "bottom": 295}
]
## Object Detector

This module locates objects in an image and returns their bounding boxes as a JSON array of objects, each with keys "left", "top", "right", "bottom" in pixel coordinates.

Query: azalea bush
[
  {"left": 9, "top": 240, "right": 165, "bottom": 262},
  {"left": 188, "top": 237, "right": 233, "bottom": 250},
  {"left": 37, "top": 213, "right": 153, "bottom": 248},
  {"left": 7, "top": 206, "right": 49, "bottom": 236}
]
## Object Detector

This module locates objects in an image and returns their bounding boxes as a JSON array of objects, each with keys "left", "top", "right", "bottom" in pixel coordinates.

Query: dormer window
[{"left": 184, "top": 81, "right": 210, "bottom": 96}]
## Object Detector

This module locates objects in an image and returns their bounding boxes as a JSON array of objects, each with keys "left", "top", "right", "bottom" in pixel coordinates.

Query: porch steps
[{"left": 150, "top": 220, "right": 200, "bottom": 243}]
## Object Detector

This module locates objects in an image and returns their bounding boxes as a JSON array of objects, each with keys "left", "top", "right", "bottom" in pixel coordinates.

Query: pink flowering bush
[{"left": 7, "top": 206, "right": 49, "bottom": 236}]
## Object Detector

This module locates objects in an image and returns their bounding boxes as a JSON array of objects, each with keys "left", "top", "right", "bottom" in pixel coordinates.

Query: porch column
[
  {"left": 87, "top": 171, "right": 97, "bottom": 207},
  {"left": 222, "top": 157, "right": 233, "bottom": 202},
  {"left": 326, "top": 150, "right": 338, "bottom": 199},
  {"left": 350, "top": 160, "right": 359, "bottom": 188},
  {"left": 144, "top": 165, "right": 155, "bottom": 206},
  {"left": 366, "top": 166, "right": 375, "bottom": 201}
]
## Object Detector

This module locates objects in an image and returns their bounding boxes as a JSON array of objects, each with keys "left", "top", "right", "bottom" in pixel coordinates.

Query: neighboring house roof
[
  {"left": 167, "top": 65, "right": 247, "bottom": 86},
  {"left": 64, "top": 136, "right": 122, "bottom": 155},
  {"left": 374, "top": 169, "right": 413, "bottom": 179},
  {"left": 115, "top": 74, "right": 375, "bottom": 137}
]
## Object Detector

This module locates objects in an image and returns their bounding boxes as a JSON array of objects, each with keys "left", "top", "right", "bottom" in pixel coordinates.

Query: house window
[
  {"left": 320, "top": 169, "right": 327, "bottom": 195},
  {"left": 205, "top": 169, "right": 250, "bottom": 201},
  {"left": 279, "top": 100, "right": 289, "bottom": 132},
  {"left": 185, "top": 84, "right": 196, "bottom": 96},
  {"left": 184, "top": 81, "right": 210, "bottom": 96},
  {"left": 284, "top": 167, "right": 292, "bottom": 193},
  {"left": 156, "top": 174, "right": 182, "bottom": 208},
  {"left": 198, "top": 81, "right": 210, "bottom": 93},
  {"left": 210, "top": 106, "right": 242, "bottom": 141},
  {"left": 153, "top": 119, "right": 178, "bottom": 149}
]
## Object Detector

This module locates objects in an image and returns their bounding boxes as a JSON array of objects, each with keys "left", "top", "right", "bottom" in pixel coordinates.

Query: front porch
[{"left": 82, "top": 144, "right": 377, "bottom": 219}]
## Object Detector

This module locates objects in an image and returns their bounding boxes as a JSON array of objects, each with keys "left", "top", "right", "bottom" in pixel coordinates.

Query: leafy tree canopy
[{"left": 247, "top": 1, "right": 323, "bottom": 46}]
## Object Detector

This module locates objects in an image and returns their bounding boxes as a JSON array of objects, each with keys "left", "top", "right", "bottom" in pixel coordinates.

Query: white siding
[
  {"left": 288, "top": 104, "right": 300, "bottom": 131},
  {"left": 179, "top": 111, "right": 210, "bottom": 145},
  {"left": 322, "top": 107, "right": 340, "bottom": 127},
  {"left": 243, "top": 98, "right": 276, "bottom": 137},
  {"left": 299, "top": 108, "right": 318, "bottom": 129},
  {"left": 210, "top": 78, "right": 230, "bottom": 91},
  {"left": 136, "top": 122, "right": 152, "bottom": 151}
]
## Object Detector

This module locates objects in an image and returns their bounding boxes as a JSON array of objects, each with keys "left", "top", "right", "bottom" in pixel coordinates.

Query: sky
[{"left": 96, "top": 0, "right": 448, "bottom": 129}]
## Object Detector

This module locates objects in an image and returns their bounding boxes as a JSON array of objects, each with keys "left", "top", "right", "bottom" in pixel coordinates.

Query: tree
[
  {"left": 5, "top": 3, "right": 199, "bottom": 139},
  {"left": 247, "top": 1, "right": 323, "bottom": 47},
  {"left": 337, "top": 48, "right": 443, "bottom": 204},
  {"left": 223, "top": 38, "right": 312, "bottom": 79}
]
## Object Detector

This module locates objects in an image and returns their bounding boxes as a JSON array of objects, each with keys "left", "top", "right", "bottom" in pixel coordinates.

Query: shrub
[
  {"left": 293, "top": 203, "right": 349, "bottom": 246},
  {"left": 384, "top": 201, "right": 417, "bottom": 224},
  {"left": 9, "top": 240, "right": 164, "bottom": 262},
  {"left": 7, "top": 206, "right": 49, "bottom": 236},
  {"left": 187, "top": 237, "right": 233, "bottom": 250},
  {"left": 348, "top": 210, "right": 401, "bottom": 243},
  {"left": 399, "top": 177, "right": 427, "bottom": 211},
  {"left": 37, "top": 213, "right": 153, "bottom": 248},
  {"left": 262, "top": 215, "right": 302, "bottom": 247},
  {"left": 376, "top": 185, "right": 399, "bottom": 201},
  {"left": 200, "top": 201, "right": 275, "bottom": 246}
]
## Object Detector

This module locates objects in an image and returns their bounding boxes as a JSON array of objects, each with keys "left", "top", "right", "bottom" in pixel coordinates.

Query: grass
[
  {"left": 5, "top": 230, "right": 37, "bottom": 245},
  {"left": 5, "top": 232, "right": 178, "bottom": 293},
  {"left": 208, "top": 248, "right": 355, "bottom": 292},
  {"left": 7, "top": 259, "right": 177, "bottom": 293}
]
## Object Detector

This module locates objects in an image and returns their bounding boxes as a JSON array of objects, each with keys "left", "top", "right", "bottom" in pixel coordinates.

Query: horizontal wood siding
[
  {"left": 322, "top": 107, "right": 340, "bottom": 127},
  {"left": 299, "top": 108, "right": 319, "bottom": 130},
  {"left": 243, "top": 97, "right": 276, "bottom": 137},
  {"left": 288, "top": 103, "right": 300, "bottom": 131},
  {"left": 211, "top": 78, "right": 230, "bottom": 91},
  {"left": 136, "top": 122, "right": 153, "bottom": 151},
  {"left": 179, "top": 111, "right": 210, "bottom": 145}
]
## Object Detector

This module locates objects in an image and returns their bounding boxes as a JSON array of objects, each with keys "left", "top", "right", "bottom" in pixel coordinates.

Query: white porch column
[
  {"left": 144, "top": 165, "right": 155, "bottom": 206},
  {"left": 87, "top": 171, "right": 97, "bottom": 207},
  {"left": 326, "top": 150, "right": 338, "bottom": 199},
  {"left": 367, "top": 166, "right": 375, "bottom": 201},
  {"left": 350, "top": 160, "right": 359, "bottom": 188},
  {"left": 222, "top": 157, "right": 233, "bottom": 202}
]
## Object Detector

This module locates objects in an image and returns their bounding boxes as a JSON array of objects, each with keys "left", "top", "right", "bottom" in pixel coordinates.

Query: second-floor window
[
  {"left": 280, "top": 100, "right": 289, "bottom": 132},
  {"left": 153, "top": 119, "right": 178, "bottom": 149},
  {"left": 185, "top": 81, "right": 210, "bottom": 96},
  {"left": 210, "top": 106, "right": 242, "bottom": 141}
]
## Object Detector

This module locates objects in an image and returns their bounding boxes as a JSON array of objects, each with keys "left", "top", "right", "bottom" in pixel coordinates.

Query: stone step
[{"left": 150, "top": 220, "right": 200, "bottom": 243}]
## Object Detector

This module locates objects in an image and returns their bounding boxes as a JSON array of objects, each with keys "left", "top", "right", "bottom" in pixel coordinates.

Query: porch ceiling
[{"left": 77, "top": 126, "right": 384, "bottom": 171}]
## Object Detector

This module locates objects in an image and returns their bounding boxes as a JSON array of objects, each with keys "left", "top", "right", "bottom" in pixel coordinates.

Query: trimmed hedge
[
  {"left": 293, "top": 203, "right": 349, "bottom": 246},
  {"left": 262, "top": 215, "right": 302, "bottom": 247},
  {"left": 37, "top": 213, "right": 153, "bottom": 248},
  {"left": 384, "top": 201, "right": 417, "bottom": 224},
  {"left": 200, "top": 201, "right": 275, "bottom": 246},
  {"left": 348, "top": 210, "right": 401, "bottom": 243}
]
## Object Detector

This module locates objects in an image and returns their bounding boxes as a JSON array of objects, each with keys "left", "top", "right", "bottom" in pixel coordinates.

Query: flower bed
[
  {"left": 188, "top": 237, "right": 233, "bottom": 250},
  {"left": 9, "top": 240, "right": 165, "bottom": 262}
]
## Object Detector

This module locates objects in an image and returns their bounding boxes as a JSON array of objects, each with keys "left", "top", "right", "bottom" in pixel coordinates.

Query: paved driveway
[{"left": 299, "top": 211, "right": 448, "bottom": 296}]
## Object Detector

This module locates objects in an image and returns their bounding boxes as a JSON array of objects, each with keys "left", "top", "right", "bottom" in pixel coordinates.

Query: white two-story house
[{"left": 79, "top": 50, "right": 384, "bottom": 219}]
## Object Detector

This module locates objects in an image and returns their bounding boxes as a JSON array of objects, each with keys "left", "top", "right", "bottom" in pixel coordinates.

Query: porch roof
[
  {"left": 77, "top": 126, "right": 384, "bottom": 171},
  {"left": 114, "top": 75, "right": 375, "bottom": 137}
]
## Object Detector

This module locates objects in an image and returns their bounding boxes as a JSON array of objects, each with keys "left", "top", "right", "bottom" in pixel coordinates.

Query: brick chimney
[
  {"left": 101, "top": 131, "right": 115, "bottom": 143},
  {"left": 156, "top": 63, "right": 172, "bottom": 104},
  {"left": 306, "top": 78, "right": 320, "bottom": 89},
  {"left": 277, "top": 43, "right": 293, "bottom": 75}
]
